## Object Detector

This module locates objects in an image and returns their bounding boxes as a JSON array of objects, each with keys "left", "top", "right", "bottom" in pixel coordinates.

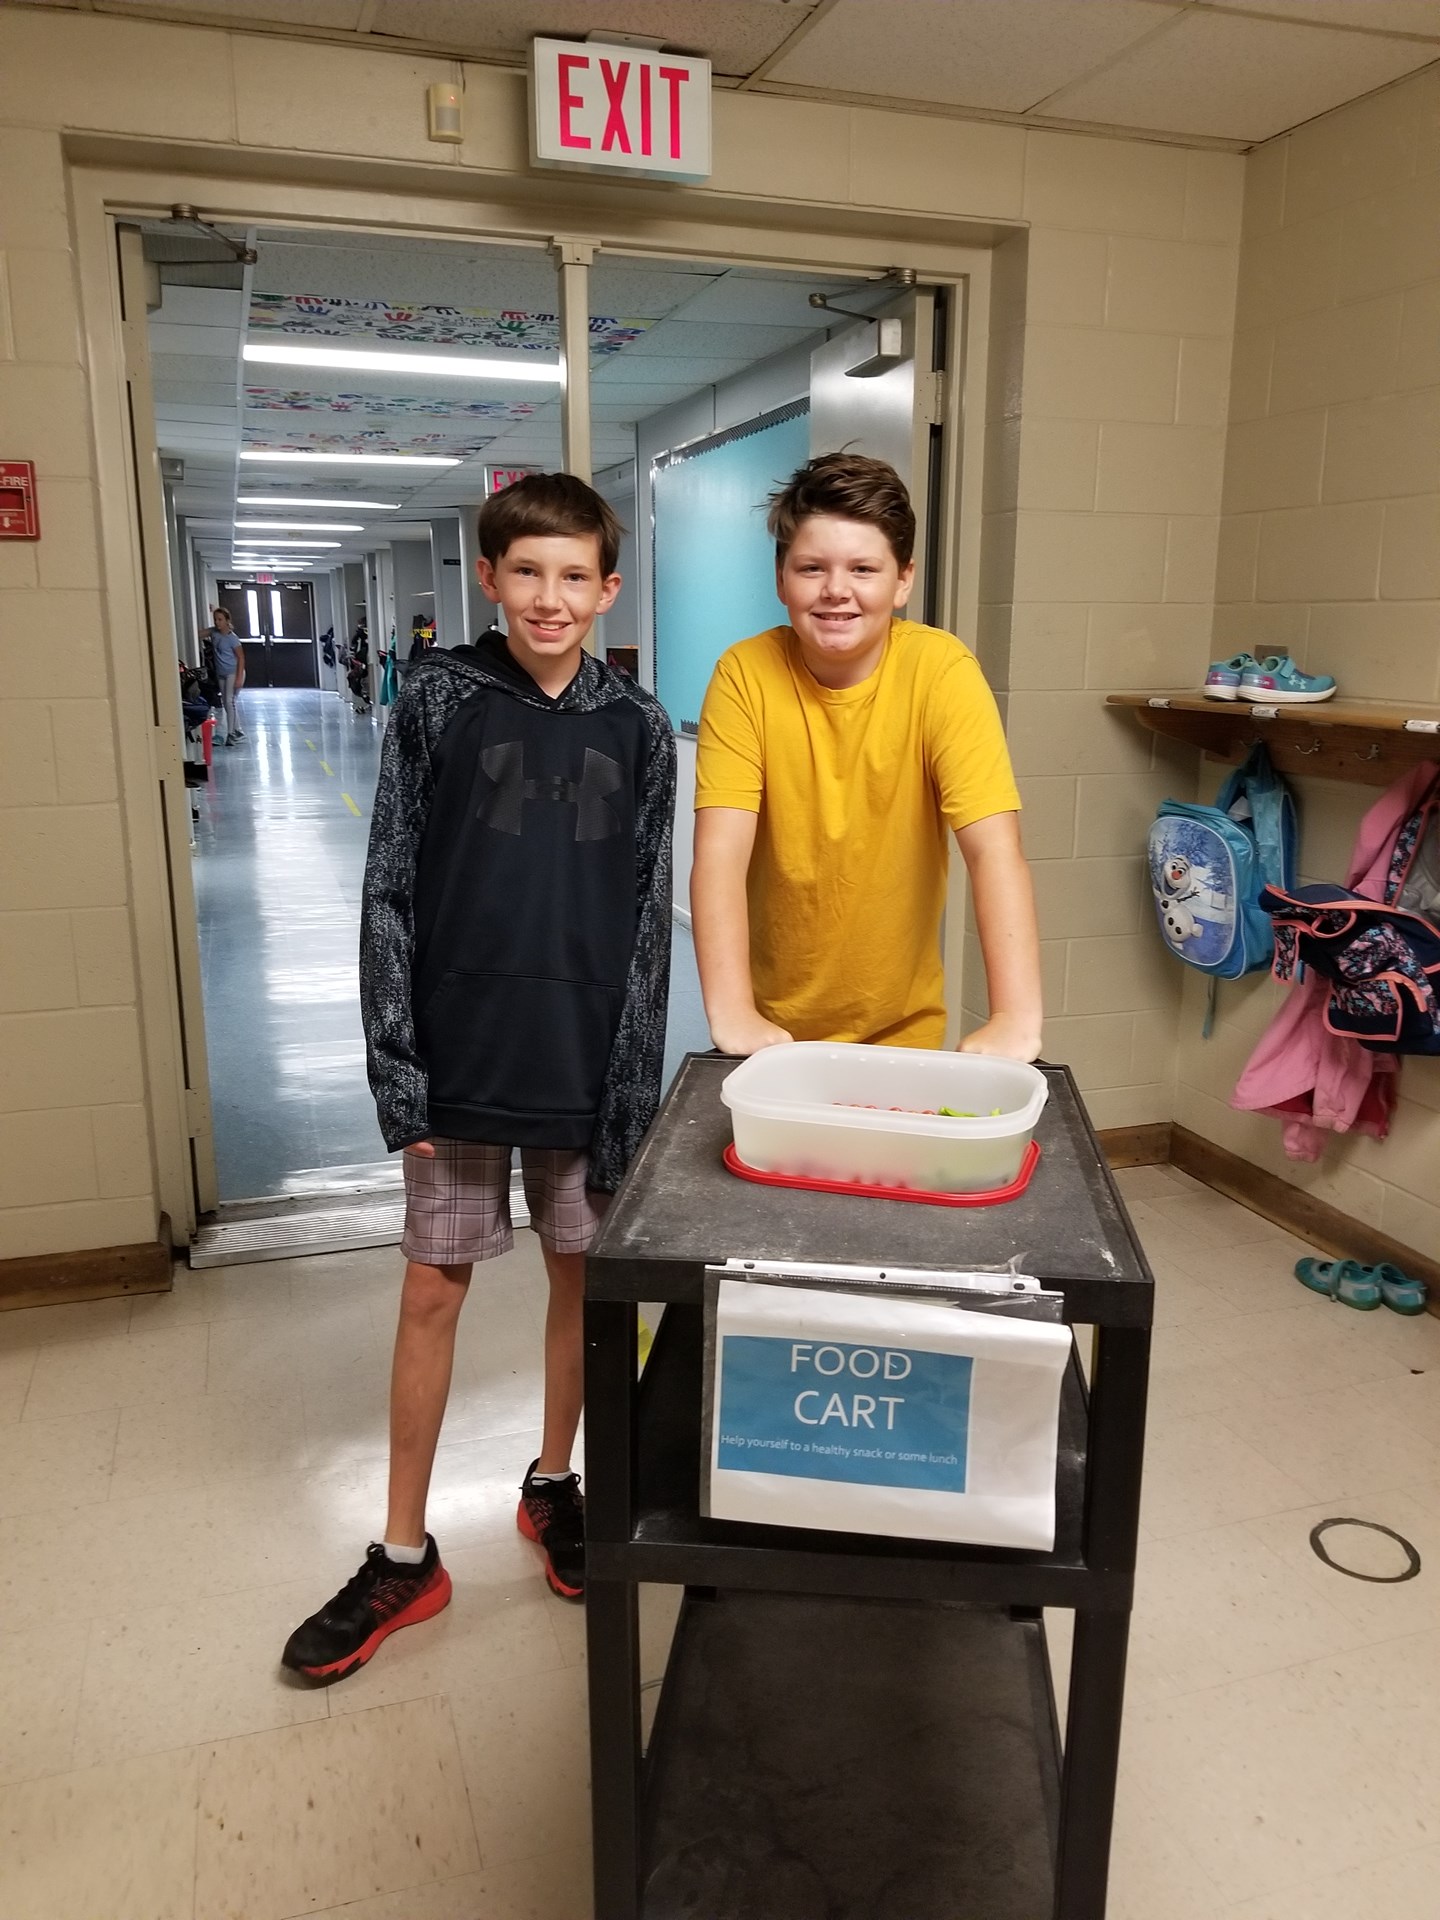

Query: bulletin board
[{"left": 653, "top": 401, "right": 810, "bottom": 732}]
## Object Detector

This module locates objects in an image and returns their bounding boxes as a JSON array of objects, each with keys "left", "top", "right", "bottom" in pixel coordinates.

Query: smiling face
[
  {"left": 478, "top": 533, "right": 621, "bottom": 691},
  {"left": 777, "top": 513, "right": 915, "bottom": 689}
]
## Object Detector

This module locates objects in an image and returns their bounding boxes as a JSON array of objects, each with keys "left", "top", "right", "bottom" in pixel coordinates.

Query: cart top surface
[{"left": 592, "top": 1056, "right": 1152, "bottom": 1317}]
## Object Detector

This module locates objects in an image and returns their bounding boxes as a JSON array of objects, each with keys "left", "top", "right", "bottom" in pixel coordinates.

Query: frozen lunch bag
[{"left": 1147, "top": 744, "right": 1296, "bottom": 981}]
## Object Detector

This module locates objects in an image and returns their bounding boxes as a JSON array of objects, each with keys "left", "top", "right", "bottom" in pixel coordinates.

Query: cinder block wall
[
  {"left": 1179, "top": 65, "right": 1440, "bottom": 1256},
  {"left": 970, "top": 146, "right": 1243, "bottom": 1128}
]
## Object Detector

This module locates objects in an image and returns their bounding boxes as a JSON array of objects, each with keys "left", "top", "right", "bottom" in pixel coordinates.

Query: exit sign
[
  {"left": 530, "top": 38, "right": 711, "bottom": 181},
  {"left": 487, "top": 466, "right": 536, "bottom": 494}
]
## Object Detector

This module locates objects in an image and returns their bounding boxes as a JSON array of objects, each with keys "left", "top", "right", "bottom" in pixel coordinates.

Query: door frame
[{"left": 70, "top": 153, "right": 1000, "bottom": 1242}]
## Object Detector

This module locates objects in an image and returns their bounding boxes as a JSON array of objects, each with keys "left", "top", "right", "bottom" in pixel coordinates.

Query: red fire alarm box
[{"left": 0, "top": 462, "right": 39, "bottom": 539}]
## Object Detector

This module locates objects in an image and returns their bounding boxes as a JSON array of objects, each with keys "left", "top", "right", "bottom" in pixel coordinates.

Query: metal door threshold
[
  {"left": 190, "top": 1196, "right": 406, "bottom": 1267},
  {"left": 189, "top": 1173, "right": 529, "bottom": 1268}
]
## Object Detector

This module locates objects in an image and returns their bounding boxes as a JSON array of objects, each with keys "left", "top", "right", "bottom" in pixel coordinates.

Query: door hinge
[
  {"left": 918, "top": 369, "right": 947, "bottom": 426},
  {"left": 185, "top": 1088, "right": 210, "bottom": 1137}
]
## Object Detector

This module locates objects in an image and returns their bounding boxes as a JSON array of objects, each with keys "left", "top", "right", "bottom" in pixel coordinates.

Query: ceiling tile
[
  {"left": 151, "top": 353, "right": 238, "bottom": 387},
  {"left": 106, "top": 0, "right": 369, "bottom": 23},
  {"left": 153, "top": 286, "right": 247, "bottom": 326},
  {"left": 1043, "top": 8, "right": 1436, "bottom": 140},
  {"left": 252, "top": 239, "right": 558, "bottom": 311},
  {"left": 152, "top": 382, "right": 243, "bottom": 409},
  {"left": 767, "top": 0, "right": 1179, "bottom": 112},
  {"left": 588, "top": 263, "right": 723, "bottom": 320},
  {"left": 665, "top": 268, "right": 872, "bottom": 326},
  {"left": 592, "top": 356, "right": 752, "bottom": 388},
  {"left": 1201, "top": 0, "right": 1440, "bottom": 35},
  {"left": 368, "top": 1, "right": 816, "bottom": 76},
  {"left": 149, "top": 322, "right": 241, "bottom": 358},
  {"left": 610, "top": 320, "right": 814, "bottom": 359}
]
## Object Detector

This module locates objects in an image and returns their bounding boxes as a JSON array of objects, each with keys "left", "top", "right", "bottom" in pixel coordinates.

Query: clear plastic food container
[{"left": 721, "top": 1042, "right": 1049, "bottom": 1194}]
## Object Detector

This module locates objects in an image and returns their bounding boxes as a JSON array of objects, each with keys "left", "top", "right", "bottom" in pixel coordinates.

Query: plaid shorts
[{"left": 399, "top": 1140, "right": 608, "bottom": 1267}]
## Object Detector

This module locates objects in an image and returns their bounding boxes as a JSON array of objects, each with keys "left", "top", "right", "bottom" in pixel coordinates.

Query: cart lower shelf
[{"left": 641, "top": 1588, "right": 1060, "bottom": 1919}]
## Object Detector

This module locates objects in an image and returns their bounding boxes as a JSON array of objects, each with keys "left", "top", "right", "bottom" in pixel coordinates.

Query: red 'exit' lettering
[
  {"left": 552, "top": 53, "right": 693, "bottom": 162},
  {"left": 558, "top": 52, "right": 590, "bottom": 149},
  {"left": 659, "top": 66, "right": 688, "bottom": 160},
  {"left": 600, "top": 58, "right": 630, "bottom": 152}
]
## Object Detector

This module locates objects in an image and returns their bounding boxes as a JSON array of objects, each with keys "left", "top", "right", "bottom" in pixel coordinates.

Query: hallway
[{"left": 193, "top": 688, "right": 389, "bottom": 1202}]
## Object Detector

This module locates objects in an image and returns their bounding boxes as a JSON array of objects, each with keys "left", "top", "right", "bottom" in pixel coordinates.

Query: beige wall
[
  {"left": 1178, "top": 64, "right": 1440, "bottom": 1258},
  {"left": 0, "top": 4, "right": 1245, "bottom": 1259},
  {"left": 970, "top": 148, "right": 1243, "bottom": 1127}
]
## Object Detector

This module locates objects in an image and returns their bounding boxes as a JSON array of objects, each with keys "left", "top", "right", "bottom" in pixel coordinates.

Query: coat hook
[
  {"left": 1363, "top": 743, "right": 1383, "bottom": 761},
  {"left": 1294, "top": 738, "right": 1323, "bottom": 755}
]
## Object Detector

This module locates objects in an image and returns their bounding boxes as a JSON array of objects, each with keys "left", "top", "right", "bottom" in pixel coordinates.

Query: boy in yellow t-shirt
[{"left": 692, "top": 452, "right": 1042, "bottom": 1060}]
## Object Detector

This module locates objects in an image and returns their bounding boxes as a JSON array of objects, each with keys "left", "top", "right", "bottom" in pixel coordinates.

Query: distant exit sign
[{"left": 530, "top": 37, "right": 711, "bottom": 182}]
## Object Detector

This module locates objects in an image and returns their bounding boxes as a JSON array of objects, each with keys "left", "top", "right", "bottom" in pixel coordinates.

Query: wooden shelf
[{"left": 1108, "top": 691, "right": 1440, "bottom": 786}]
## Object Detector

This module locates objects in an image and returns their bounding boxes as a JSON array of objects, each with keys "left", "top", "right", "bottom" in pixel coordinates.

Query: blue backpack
[{"left": 1148, "top": 745, "right": 1296, "bottom": 986}]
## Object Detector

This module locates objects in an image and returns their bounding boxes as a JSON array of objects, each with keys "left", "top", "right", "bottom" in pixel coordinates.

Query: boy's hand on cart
[
  {"left": 710, "top": 1008, "right": 794, "bottom": 1057},
  {"left": 403, "top": 1139, "right": 437, "bottom": 1158},
  {"left": 958, "top": 1013, "right": 1043, "bottom": 1063}
]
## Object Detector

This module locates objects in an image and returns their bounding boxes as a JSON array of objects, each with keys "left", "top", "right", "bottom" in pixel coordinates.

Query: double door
[{"left": 215, "top": 580, "right": 318, "bottom": 688}]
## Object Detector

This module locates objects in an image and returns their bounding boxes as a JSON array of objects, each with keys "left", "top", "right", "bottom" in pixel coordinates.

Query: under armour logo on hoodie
[{"left": 477, "top": 741, "right": 624, "bottom": 841}]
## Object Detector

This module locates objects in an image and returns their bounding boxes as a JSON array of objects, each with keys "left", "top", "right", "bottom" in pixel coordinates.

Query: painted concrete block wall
[
  {"left": 970, "top": 148, "right": 1244, "bottom": 1127},
  {"left": 0, "top": 114, "right": 155, "bottom": 1261},
  {"left": 0, "top": 5, "right": 1243, "bottom": 1256},
  {"left": 1183, "top": 65, "right": 1440, "bottom": 1259}
]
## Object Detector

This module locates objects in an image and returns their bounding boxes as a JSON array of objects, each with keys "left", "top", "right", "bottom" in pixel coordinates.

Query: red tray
[{"left": 723, "top": 1137, "right": 1041, "bottom": 1208}]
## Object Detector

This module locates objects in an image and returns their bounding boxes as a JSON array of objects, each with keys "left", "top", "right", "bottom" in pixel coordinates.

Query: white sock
[
  {"left": 530, "top": 1469, "right": 573, "bottom": 1485},
  {"left": 381, "top": 1539, "right": 427, "bottom": 1564}
]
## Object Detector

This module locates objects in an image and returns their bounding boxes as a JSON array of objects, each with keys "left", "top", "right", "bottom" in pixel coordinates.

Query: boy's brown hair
[
  {"left": 766, "top": 452, "right": 916, "bottom": 568},
  {"left": 478, "top": 471, "right": 624, "bottom": 576}
]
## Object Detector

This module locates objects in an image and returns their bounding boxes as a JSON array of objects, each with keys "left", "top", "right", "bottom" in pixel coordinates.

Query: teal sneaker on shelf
[
  {"left": 1202, "top": 653, "right": 1256, "bottom": 701},
  {"left": 1239, "top": 655, "right": 1337, "bottom": 704}
]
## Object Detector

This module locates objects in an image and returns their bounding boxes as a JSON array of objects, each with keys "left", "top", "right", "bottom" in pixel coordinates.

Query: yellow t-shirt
[{"left": 695, "top": 618, "right": 1020, "bottom": 1047}]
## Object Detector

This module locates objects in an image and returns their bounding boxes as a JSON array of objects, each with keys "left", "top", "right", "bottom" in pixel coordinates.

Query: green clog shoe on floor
[
  {"left": 1372, "top": 1262, "right": 1428, "bottom": 1316},
  {"left": 1294, "top": 1257, "right": 1382, "bottom": 1310}
]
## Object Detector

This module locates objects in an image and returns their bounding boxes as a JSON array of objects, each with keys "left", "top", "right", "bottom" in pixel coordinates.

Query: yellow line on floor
[
  {"left": 341, "top": 791, "right": 361, "bottom": 816},
  {"left": 304, "top": 738, "right": 316, "bottom": 750},
  {"left": 319, "top": 760, "right": 334, "bottom": 776}
]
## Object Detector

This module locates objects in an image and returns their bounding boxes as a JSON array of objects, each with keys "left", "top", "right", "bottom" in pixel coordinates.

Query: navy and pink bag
[{"left": 1260, "top": 772, "right": 1440, "bottom": 1056}]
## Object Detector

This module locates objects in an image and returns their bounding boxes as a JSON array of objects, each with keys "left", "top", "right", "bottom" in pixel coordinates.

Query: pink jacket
[{"left": 1230, "top": 761, "right": 1440, "bottom": 1160}]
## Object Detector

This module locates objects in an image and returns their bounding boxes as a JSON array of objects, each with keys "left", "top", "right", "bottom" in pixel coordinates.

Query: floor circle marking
[{"left": 1309, "top": 1517, "right": 1421, "bottom": 1584}]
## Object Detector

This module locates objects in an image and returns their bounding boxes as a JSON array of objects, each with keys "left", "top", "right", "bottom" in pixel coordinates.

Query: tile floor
[
  {"left": 2, "top": 1168, "right": 1438, "bottom": 1917},
  {"left": 193, "top": 686, "right": 389, "bottom": 1201}
]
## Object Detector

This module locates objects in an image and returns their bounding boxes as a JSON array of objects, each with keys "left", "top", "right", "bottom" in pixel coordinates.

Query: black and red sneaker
[
  {"left": 280, "top": 1536, "right": 451, "bottom": 1683},
  {"left": 517, "top": 1461, "right": 585, "bottom": 1601}
]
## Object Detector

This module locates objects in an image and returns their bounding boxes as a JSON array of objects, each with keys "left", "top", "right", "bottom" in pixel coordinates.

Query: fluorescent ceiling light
[
  {"left": 238, "top": 496, "right": 401, "bottom": 509},
  {"left": 235, "top": 521, "right": 363, "bottom": 532},
  {"left": 230, "top": 537, "right": 341, "bottom": 547},
  {"left": 243, "top": 343, "right": 561, "bottom": 383},
  {"left": 240, "top": 451, "right": 460, "bottom": 468}
]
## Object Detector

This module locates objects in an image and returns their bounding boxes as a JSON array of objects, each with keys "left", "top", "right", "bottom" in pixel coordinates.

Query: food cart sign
[
  {"left": 530, "top": 38, "right": 711, "bottom": 182},
  {"left": 701, "top": 1264, "right": 1070, "bottom": 1550}
]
